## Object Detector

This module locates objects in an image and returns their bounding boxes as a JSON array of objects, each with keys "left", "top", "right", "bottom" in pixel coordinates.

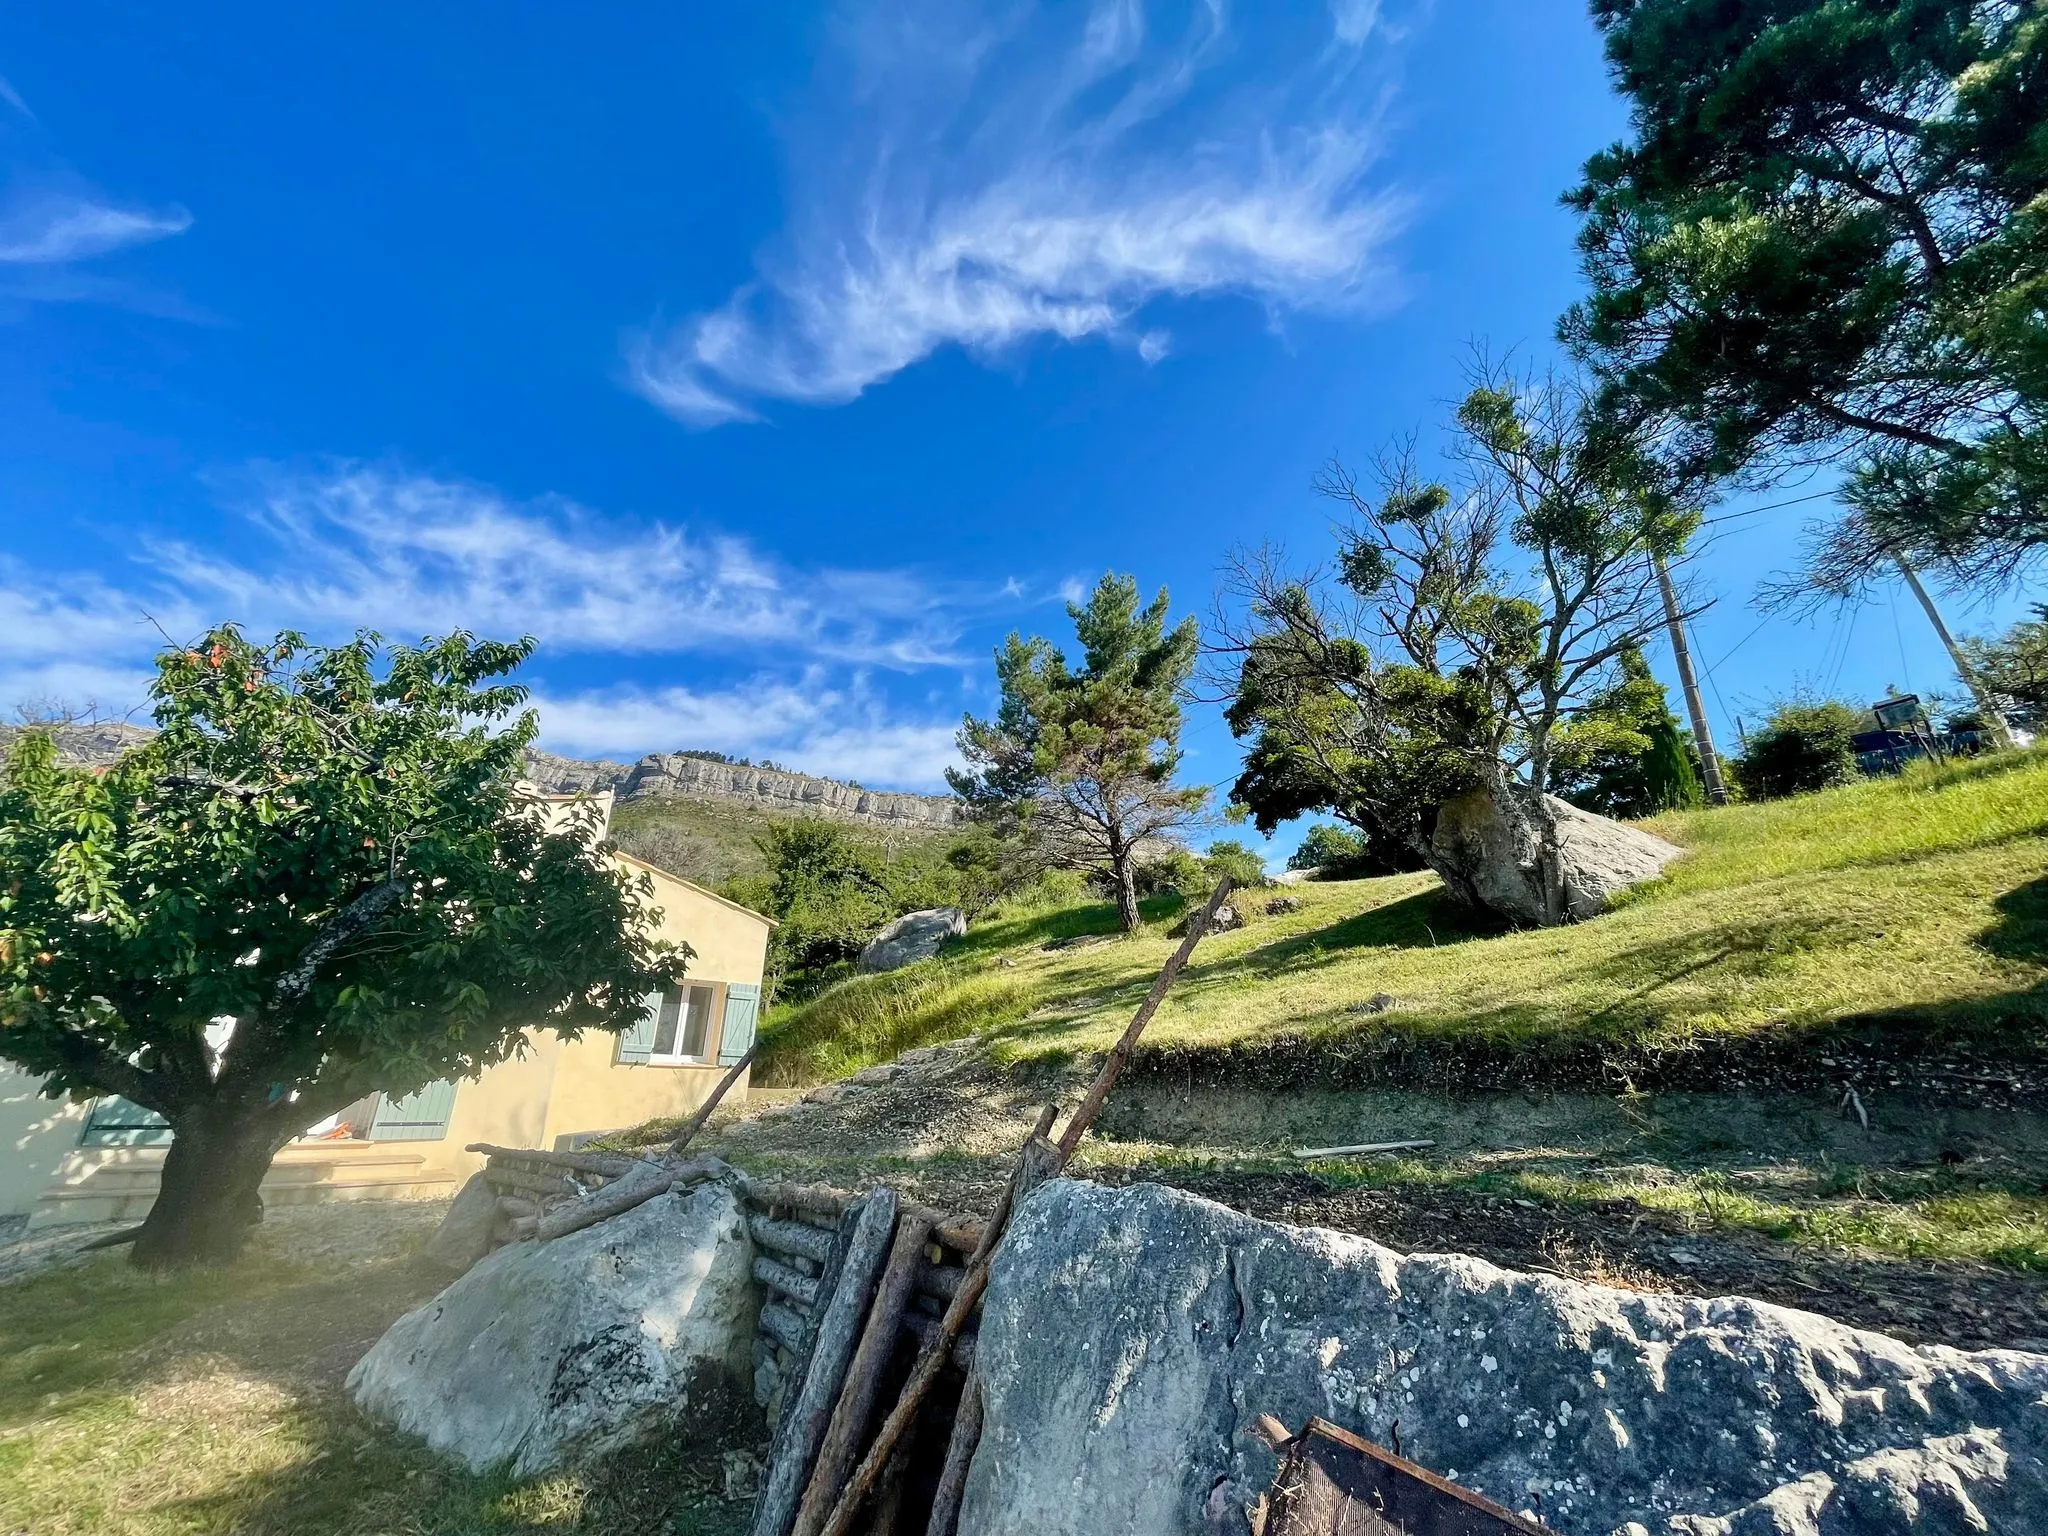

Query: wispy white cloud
[
  {"left": 0, "top": 73, "right": 35, "bottom": 123},
  {"left": 0, "top": 468, "right": 996, "bottom": 790},
  {"left": 630, "top": 0, "right": 1408, "bottom": 426},
  {"left": 143, "top": 464, "right": 977, "bottom": 668},
  {"left": 0, "top": 192, "right": 190, "bottom": 265}
]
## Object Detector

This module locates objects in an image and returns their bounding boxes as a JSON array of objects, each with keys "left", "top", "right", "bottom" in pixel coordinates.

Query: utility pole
[
  {"left": 1654, "top": 553, "right": 1730, "bottom": 806},
  {"left": 1895, "top": 556, "right": 2014, "bottom": 751}
]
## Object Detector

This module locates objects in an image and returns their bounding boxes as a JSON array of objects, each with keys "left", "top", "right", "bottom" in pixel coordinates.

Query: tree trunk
[
  {"left": 130, "top": 1105, "right": 288, "bottom": 1269},
  {"left": 1110, "top": 843, "right": 1141, "bottom": 933}
]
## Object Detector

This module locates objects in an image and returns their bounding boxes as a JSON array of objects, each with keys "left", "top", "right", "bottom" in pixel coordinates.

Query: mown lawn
[
  {"left": 0, "top": 1206, "right": 747, "bottom": 1536},
  {"left": 756, "top": 750, "right": 2048, "bottom": 1086}
]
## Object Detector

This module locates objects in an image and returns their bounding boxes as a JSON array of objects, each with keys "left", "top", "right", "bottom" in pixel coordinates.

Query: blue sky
[{"left": 1, "top": 1, "right": 2034, "bottom": 862}]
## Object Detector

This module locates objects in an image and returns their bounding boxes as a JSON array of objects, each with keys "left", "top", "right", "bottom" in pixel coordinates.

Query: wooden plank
[
  {"left": 750, "top": 1189, "right": 900, "bottom": 1536},
  {"left": 791, "top": 1211, "right": 935, "bottom": 1536},
  {"left": 760, "top": 1302, "right": 809, "bottom": 1355},
  {"left": 482, "top": 1165, "right": 579, "bottom": 1200},
  {"left": 466, "top": 1143, "right": 640, "bottom": 1178},
  {"left": 1263, "top": 1417, "right": 1553, "bottom": 1536},
  {"left": 752, "top": 1214, "right": 836, "bottom": 1265},
  {"left": 534, "top": 1160, "right": 672, "bottom": 1241},
  {"left": 755, "top": 1255, "right": 821, "bottom": 1309},
  {"left": 748, "top": 1180, "right": 855, "bottom": 1220}
]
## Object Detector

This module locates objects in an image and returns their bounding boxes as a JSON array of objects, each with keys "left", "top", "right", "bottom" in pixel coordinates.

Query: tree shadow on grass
[{"left": 1983, "top": 873, "right": 2048, "bottom": 966}]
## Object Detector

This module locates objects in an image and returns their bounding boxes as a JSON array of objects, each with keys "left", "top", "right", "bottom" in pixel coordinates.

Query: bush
[
  {"left": 1732, "top": 698, "right": 1866, "bottom": 801},
  {"left": 1286, "top": 821, "right": 1424, "bottom": 878},
  {"left": 1203, "top": 838, "right": 1270, "bottom": 891},
  {"left": 1128, "top": 847, "right": 1207, "bottom": 900}
]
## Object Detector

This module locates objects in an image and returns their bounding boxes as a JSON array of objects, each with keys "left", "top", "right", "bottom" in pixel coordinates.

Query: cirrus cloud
[{"left": 630, "top": 0, "right": 1411, "bottom": 426}]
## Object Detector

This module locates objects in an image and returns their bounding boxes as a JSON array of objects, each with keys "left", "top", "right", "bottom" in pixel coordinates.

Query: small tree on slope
[
  {"left": 0, "top": 627, "right": 681, "bottom": 1268},
  {"left": 949, "top": 574, "right": 1209, "bottom": 933}
]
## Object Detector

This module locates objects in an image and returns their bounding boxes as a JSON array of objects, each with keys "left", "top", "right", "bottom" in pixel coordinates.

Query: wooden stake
[
  {"left": 818, "top": 881, "right": 1237, "bottom": 1536},
  {"left": 751, "top": 1189, "right": 900, "bottom": 1536},
  {"left": 665, "top": 1043, "right": 759, "bottom": 1158},
  {"left": 791, "top": 1211, "right": 936, "bottom": 1536}
]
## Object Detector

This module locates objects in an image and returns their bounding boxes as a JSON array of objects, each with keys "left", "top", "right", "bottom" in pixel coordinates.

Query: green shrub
[
  {"left": 1285, "top": 821, "right": 1422, "bottom": 878},
  {"left": 1203, "top": 838, "right": 1270, "bottom": 891},
  {"left": 1732, "top": 698, "right": 1866, "bottom": 801}
]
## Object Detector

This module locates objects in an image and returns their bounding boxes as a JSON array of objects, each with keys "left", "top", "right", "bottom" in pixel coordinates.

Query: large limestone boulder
[
  {"left": 348, "top": 1180, "right": 757, "bottom": 1478},
  {"left": 1430, "top": 787, "right": 1682, "bottom": 925},
  {"left": 962, "top": 1181, "right": 2048, "bottom": 1536},
  {"left": 859, "top": 907, "right": 967, "bottom": 972}
]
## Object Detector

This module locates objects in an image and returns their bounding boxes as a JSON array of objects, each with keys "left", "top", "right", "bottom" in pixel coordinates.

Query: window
[{"left": 650, "top": 982, "right": 720, "bottom": 1064}]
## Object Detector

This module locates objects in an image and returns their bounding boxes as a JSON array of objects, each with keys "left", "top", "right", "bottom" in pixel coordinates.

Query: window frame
[{"left": 646, "top": 980, "right": 726, "bottom": 1067}]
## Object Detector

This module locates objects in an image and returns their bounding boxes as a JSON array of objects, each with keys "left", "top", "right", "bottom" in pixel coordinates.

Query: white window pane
[
  {"left": 681, "top": 985, "right": 713, "bottom": 1059},
  {"left": 653, "top": 988, "right": 683, "bottom": 1057}
]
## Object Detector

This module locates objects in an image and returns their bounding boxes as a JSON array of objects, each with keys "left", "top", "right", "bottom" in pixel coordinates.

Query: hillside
[
  {"left": 0, "top": 724, "right": 958, "bottom": 891},
  {"left": 607, "top": 750, "right": 2048, "bottom": 1348}
]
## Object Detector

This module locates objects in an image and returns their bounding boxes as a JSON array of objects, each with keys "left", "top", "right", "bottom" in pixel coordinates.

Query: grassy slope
[
  {"left": 607, "top": 796, "right": 948, "bottom": 889},
  {"left": 757, "top": 750, "right": 2048, "bottom": 1087}
]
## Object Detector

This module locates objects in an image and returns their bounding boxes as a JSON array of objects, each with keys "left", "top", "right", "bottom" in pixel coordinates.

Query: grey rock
[
  {"left": 1430, "top": 786, "right": 1682, "bottom": 926},
  {"left": 1349, "top": 992, "right": 1397, "bottom": 1016},
  {"left": 423, "top": 1171, "right": 499, "bottom": 1275},
  {"left": 1265, "top": 896, "right": 1305, "bottom": 916},
  {"left": 859, "top": 907, "right": 968, "bottom": 972},
  {"left": 1170, "top": 903, "right": 1243, "bottom": 938},
  {"left": 961, "top": 1181, "right": 2048, "bottom": 1536},
  {"left": 347, "top": 1181, "right": 758, "bottom": 1479}
]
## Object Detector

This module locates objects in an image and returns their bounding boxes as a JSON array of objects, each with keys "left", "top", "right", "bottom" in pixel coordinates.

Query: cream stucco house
[{"left": 8, "top": 790, "right": 773, "bottom": 1229}]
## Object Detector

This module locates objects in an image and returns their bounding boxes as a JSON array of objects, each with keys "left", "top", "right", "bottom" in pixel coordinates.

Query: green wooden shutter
[
  {"left": 718, "top": 983, "right": 761, "bottom": 1066},
  {"left": 616, "top": 991, "right": 661, "bottom": 1065},
  {"left": 368, "top": 1079, "right": 458, "bottom": 1141}
]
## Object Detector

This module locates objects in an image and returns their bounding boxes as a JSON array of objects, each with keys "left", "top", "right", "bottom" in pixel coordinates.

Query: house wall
[
  {"left": 0, "top": 1065, "right": 89, "bottom": 1218},
  {"left": 418, "top": 859, "right": 772, "bottom": 1182}
]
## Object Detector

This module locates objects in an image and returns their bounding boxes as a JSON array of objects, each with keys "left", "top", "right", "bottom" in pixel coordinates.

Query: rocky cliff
[
  {"left": 522, "top": 749, "right": 961, "bottom": 831},
  {"left": 5, "top": 726, "right": 959, "bottom": 834}
]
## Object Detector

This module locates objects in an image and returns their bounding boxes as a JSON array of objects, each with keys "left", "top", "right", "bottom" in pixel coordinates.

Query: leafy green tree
[
  {"left": 951, "top": 573, "right": 1208, "bottom": 932},
  {"left": 0, "top": 628, "right": 679, "bottom": 1267},
  {"left": 1220, "top": 368, "right": 1696, "bottom": 924},
  {"left": 1554, "top": 644, "right": 1704, "bottom": 818},
  {"left": 1962, "top": 604, "right": 2048, "bottom": 728},
  {"left": 752, "top": 818, "right": 895, "bottom": 978},
  {"left": 1731, "top": 697, "right": 1867, "bottom": 800},
  {"left": 1202, "top": 839, "right": 1270, "bottom": 893},
  {"left": 1566, "top": 0, "right": 2048, "bottom": 585}
]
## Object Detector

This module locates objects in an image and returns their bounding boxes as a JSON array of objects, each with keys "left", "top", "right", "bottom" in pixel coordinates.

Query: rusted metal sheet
[{"left": 1261, "top": 1417, "right": 1553, "bottom": 1536}]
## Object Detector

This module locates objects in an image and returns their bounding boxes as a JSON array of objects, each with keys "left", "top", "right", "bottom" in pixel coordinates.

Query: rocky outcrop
[
  {"left": 348, "top": 1180, "right": 758, "bottom": 1478},
  {"left": 962, "top": 1180, "right": 2048, "bottom": 1536},
  {"left": 859, "top": 907, "right": 968, "bottom": 971},
  {"left": 0, "top": 721, "right": 156, "bottom": 770},
  {"left": 1429, "top": 786, "right": 1682, "bottom": 926},
  {"left": 522, "top": 749, "right": 961, "bottom": 831}
]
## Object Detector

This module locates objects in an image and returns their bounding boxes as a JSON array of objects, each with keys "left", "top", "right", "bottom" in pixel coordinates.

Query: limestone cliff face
[
  {"left": 521, "top": 749, "right": 961, "bottom": 831},
  {"left": 3, "top": 725, "right": 959, "bottom": 833}
]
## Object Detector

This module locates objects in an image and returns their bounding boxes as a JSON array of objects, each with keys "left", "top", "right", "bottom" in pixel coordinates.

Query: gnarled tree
[
  {"left": 1219, "top": 369, "right": 1697, "bottom": 926},
  {"left": 0, "top": 627, "right": 681, "bottom": 1267}
]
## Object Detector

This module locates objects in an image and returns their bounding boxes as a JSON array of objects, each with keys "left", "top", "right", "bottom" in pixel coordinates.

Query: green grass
[
  {"left": 0, "top": 1226, "right": 747, "bottom": 1535},
  {"left": 756, "top": 750, "right": 2048, "bottom": 1087}
]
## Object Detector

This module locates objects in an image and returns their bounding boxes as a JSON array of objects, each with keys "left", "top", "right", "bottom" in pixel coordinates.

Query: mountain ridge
[{"left": 0, "top": 724, "right": 960, "bottom": 834}]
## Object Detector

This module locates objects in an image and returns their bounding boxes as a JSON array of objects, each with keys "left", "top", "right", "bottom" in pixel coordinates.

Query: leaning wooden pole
[
  {"left": 815, "top": 878, "right": 1235, "bottom": 1536},
  {"left": 666, "top": 1043, "right": 759, "bottom": 1158}
]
